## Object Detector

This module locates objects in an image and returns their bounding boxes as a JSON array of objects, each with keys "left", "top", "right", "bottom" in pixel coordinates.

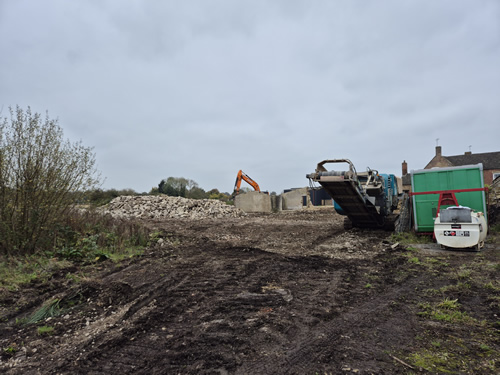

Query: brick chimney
[
  {"left": 402, "top": 160, "right": 408, "bottom": 176},
  {"left": 465, "top": 151, "right": 472, "bottom": 155},
  {"left": 436, "top": 146, "right": 442, "bottom": 157}
]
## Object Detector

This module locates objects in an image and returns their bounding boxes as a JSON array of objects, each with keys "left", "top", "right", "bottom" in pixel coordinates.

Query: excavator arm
[{"left": 233, "top": 170, "right": 261, "bottom": 195}]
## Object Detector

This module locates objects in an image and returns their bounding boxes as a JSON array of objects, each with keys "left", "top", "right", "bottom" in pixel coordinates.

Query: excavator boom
[{"left": 233, "top": 170, "right": 261, "bottom": 195}]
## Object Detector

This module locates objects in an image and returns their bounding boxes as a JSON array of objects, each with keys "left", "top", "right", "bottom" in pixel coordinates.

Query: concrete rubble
[{"left": 102, "top": 195, "right": 246, "bottom": 220}]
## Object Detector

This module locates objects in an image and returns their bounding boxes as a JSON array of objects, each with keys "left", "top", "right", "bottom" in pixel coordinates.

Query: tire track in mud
[
  {"left": 238, "top": 253, "right": 421, "bottom": 375},
  {"left": 2, "top": 214, "right": 399, "bottom": 375},
  {"left": 36, "top": 244, "right": 351, "bottom": 374},
  {"left": 309, "top": 228, "right": 345, "bottom": 248},
  {"left": 253, "top": 286, "right": 418, "bottom": 374},
  {"left": 37, "top": 246, "right": 282, "bottom": 373},
  {"left": 3, "top": 209, "right": 498, "bottom": 374}
]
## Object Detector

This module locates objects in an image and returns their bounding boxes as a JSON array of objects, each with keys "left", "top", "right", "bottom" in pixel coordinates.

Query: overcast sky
[{"left": 1, "top": 0, "right": 499, "bottom": 193}]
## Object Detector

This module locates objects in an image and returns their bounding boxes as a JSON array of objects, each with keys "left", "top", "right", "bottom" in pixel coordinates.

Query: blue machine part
[
  {"left": 333, "top": 173, "right": 398, "bottom": 217},
  {"left": 379, "top": 173, "right": 399, "bottom": 214},
  {"left": 334, "top": 200, "right": 345, "bottom": 215}
]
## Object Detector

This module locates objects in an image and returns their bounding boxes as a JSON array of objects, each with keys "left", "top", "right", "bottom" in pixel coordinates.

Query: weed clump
[
  {"left": 26, "top": 299, "right": 62, "bottom": 324},
  {"left": 418, "top": 298, "right": 476, "bottom": 324},
  {"left": 37, "top": 325, "right": 54, "bottom": 336},
  {"left": 391, "top": 232, "right": 433, "bottom": 245},
  {"left": 50, "top": 209, "right": 150, "bottom": 263}
]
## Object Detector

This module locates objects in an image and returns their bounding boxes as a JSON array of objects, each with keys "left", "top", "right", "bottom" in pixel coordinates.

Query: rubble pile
[{"left": 103, "top": 195, "right": 246, "bottom": 220}]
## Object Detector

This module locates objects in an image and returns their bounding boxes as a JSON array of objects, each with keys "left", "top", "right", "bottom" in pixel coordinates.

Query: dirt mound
[{"left": 102, "top": 195, "right": 246, "bottom": 220}]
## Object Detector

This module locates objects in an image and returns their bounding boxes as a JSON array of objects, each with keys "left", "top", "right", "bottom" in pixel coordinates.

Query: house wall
[{"left": 485, "top": 169, "right": 500, "bottom": 185}]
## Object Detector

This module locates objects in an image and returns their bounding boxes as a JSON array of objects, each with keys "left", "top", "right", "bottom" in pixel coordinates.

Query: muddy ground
[{"left": 0, "top": 208, "right": 498, "bottom": 374}]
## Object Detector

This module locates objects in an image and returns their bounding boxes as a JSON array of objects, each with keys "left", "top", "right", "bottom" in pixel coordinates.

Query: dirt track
[{"left": 0, "top": 209, "right": 499, "bottom": 374}]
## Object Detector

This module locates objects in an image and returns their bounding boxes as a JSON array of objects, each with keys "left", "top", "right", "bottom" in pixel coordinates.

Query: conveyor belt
[{"left": 318, "top": 176, "right": 384, "bottom": 228}]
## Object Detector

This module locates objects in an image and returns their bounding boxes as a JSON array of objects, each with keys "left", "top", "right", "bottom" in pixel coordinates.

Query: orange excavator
[{"left": 233, "top": 170, "right": 261, "bottom": 196}]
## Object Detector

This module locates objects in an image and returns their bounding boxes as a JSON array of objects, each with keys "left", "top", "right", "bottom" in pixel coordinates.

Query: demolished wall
[
  {"left": 234, "top": 191, "right": 273, "bottom": 213},
  {"left": 281, "top": 188, "right": 309, "bottom": 210}
]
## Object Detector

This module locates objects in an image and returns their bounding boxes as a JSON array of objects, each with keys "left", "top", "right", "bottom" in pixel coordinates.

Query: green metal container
[{"left": 411, "top": 164, "right": 487, "bottom": 233}]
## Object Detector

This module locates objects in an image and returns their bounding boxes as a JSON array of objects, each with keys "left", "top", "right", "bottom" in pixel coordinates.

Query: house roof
[{"left": 445, "top": 151, "right": 500, "bottom": 170}]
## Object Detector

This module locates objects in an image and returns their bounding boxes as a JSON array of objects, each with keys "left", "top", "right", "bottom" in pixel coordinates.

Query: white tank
[{"left": 434, "top": 206, "right": 487, "bottom": 251}]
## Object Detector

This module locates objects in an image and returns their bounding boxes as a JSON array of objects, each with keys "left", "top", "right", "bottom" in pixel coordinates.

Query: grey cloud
[{"left": 0, "top": 0, "right": 499, "bottom": 193}]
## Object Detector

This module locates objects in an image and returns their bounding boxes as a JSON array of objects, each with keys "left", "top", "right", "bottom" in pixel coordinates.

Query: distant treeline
[{"left": 87, "top": 177, "right": 231, "bottom": 206}]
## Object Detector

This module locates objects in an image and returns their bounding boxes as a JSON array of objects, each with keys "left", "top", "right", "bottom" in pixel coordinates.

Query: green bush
[
  {"left": 86, "top": 188, "right": 139, "bottom": 206},
  {"left": 51, "top": 209, "right": 150, "bottom": 262},
  {"left": 0, "top": 106, "right": 100, "bottom": 255}
]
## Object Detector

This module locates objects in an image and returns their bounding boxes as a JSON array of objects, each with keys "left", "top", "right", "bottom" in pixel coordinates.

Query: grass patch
[
  {"left": 424, "top": 282, "right": 471, "bottom": 296},
  {"left": 107, "top": 246, "right": 144, "bottom": 262},
  {"left": 437, "top": 298, "right": 460, "bottom": 310},
  {"left": 0, "top": 256, "right": 72, "bottom": 291},
  {"left": 0, "top": 261, "right": 38, "bottom": 291},
  {"left": 483, "top": 281, "right": 500, "bottom": 291},
  {"left": 480, "top": 343, "right": 492, "bottom": 352},
  {"left": 399, "top": 248, "right": 454, "bottom": 274},
  {"left": 406, "top": 335, "right": 499, "bottom": 373},
  {"left": 407, "top": 256, "right": 421, "bottom": 265},
  {"left": 487, "top": 295, "right": 500, "bottom": 309},
  {"left": 26, "top": 299, "right": 62, "bottom": 324},
  {"left": 418, "top": 298, "right": 476, "bottom": 324},
  {"left": 442, "top": 282, "right": 472, "bottom": 293},
  {"left": 26, "top": 289, "right": 86, "bottom": 325},
  {"left": 456, "top": 267, "right": 472, "bottom": 281},
  {"left": 391, "top": 232, "right": 433, "bottom": 245},
  {"left": 37, "top": 325, "right": 54, "bottom": 336},
  {"left": 431, "top": 309, "right": 472, "bottom": 323},
  {"left": 88, "top": 246, "right": 144, "bottom": 264},
  {"left": 431, "top": 340, "right": 441, "bottom": 348},
  {"left": 0, "top": 211, "right": 151, "bottom": 291},
  {"left": 3, "top": 344, "right": 18, "bottom": 356},
  {"left": 425, "top": 257, "right": 450, "bottom": 268},
  {"left": 408, "top": 349, "right": 459, "bottom": 373}
]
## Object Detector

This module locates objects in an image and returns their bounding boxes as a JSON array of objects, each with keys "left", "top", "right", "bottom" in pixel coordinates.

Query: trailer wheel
[{"left": 475, "top": 241, "right": 483, "bottom": 252}]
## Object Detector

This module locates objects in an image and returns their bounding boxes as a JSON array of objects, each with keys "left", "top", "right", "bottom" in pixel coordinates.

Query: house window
[{"left": 493, "top": 172, "right": 500, "bottom": 181}]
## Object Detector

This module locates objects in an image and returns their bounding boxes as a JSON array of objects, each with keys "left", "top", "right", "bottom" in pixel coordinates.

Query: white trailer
[{"left": 434, "top": 206, "right": 487, "bottom": 251}]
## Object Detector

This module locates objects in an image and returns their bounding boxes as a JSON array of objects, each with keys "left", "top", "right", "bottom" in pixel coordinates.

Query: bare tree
[{"left": 0, "top": 106, "right": 101, "bottom": 255}]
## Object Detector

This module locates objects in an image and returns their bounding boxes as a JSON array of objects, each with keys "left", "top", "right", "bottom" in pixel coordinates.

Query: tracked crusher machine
[{"left": 307, "top": 159, "right": 399, "bottom": 230}]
